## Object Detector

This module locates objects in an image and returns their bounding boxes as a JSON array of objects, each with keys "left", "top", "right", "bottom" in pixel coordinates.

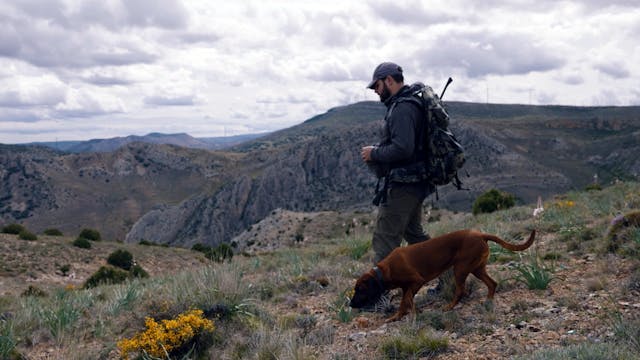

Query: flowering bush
[{"left": 118, "top": 309, "right": 214, "bottom": 359}]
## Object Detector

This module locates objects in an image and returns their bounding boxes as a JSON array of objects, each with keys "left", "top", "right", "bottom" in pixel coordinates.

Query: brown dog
[{"left": 350, "top": 229, "right": 536, "bottom": 322}]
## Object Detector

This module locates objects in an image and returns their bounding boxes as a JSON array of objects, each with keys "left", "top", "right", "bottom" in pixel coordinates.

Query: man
[{"left": 361, "top": 62, "right": 434, "bottom": 264}]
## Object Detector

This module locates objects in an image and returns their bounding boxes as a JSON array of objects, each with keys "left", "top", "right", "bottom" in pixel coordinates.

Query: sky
[{"left": 0, "top": 0, "right": 639, "bottom": 144}]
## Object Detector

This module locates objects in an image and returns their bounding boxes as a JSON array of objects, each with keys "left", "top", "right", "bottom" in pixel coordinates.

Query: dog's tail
[{"left": 483, "top": 230, "right": 536, "bottom": 252}]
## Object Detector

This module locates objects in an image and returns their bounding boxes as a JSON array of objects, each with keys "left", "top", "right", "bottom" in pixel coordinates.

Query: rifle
[{"left": 440, "top": 77, "right": 453, "bottom": 100}]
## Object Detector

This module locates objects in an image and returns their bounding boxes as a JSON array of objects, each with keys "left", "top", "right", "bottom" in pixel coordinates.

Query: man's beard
[{"left": 379, "top": 83, "right": 391, "bottom": 103}]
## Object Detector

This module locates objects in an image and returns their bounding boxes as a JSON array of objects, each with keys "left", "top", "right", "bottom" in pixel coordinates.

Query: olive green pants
[{"left": 372, "top": 183, "right": 430, "bottom": 264}]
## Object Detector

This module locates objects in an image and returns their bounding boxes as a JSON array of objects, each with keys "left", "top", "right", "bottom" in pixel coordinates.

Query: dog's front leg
[{"left": 386, "top": 287, "right": 415, "bottom": 322}]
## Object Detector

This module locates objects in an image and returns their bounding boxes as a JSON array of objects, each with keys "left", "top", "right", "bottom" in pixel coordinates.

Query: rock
[
  {"left": 354, "top": 316, "right": 370, "bottom": 329},
  {"left": 348, "top": 332, "right": 367, "bottom": 342}
]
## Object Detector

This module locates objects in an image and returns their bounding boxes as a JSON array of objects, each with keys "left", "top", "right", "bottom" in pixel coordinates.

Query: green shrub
[
  {"left": 107, "top": 249, "right": 134, "bottom": 270},
  {"left": 138, "top": 239, "right": 156, "bottom": 246},
  {"left": 84, "top": 266, "right": 129, "bottom": 288},
  {"left": 59, "top": 264, "right": 71, "bottom": 276},
  {"left": 584, "top": 183, "right": 602, "bottom": 191},
  {"left": 191, "top": 243, "right": 211, "bottom": 253},
  {"left": 130, "top": 264, "right": 149, "bottom": 278},
  {"left": 18, "top": 230, "right": 37, "bottom": 241},
  {"left": 605, "top": 211, "right": 640, "bottom": 256},
  {"left": 43, "top": 228, "right": 63, "bottom": 236},
  {"left": 21, "top": 285, "right": 47, "bottom": 298},
  {"left": 205, "top": 243, "right": 234, "bottom": 263},
  {"left": 72, "top": 237, "right": 92, "bottom": 249},
  {"left": 472, "top": 189, "right": 516, "bottom": 215},
  {"left": 1, "top": 223, "right": 25, "bottom": 235},
  {"left": 78, "top": 228, "right": 101, "bottom": 241}
]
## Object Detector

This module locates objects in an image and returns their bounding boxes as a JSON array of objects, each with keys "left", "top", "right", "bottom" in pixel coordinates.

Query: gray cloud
[
  {"left": 416, "top": 31, "right": 565, "bottom": 78},
  {"left": 144, "top": 95, "right": 196, "bottom": 107},
  {"left": 369, "top": 0, "right": 456, "bottom": 25},
  {"left": 560, "top": 73, "right": 584, "bottom": 85},
  {"left": 12, "top": 0, "right": 189, "bottom": 31},
  {"left": 595, "top": 62, "right": 630, "bottom": 79},
  {"left": 83, "top": 74, "right": 134, "bottom": 87},
  {"left": 0, "top": 14, "right": 157, "bottom": 69},
  {"left": 0, "top": 108, "right": 41, "bottom": 123}
]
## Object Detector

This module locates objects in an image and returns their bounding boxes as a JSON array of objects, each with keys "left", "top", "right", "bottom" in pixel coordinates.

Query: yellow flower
[{"left": 117, "top": 309, "right": 214, "bottom": 359}]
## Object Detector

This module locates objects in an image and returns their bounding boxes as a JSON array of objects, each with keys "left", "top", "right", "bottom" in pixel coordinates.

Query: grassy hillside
[{"left": 1, "top": 186, "right": 640, "bottom": 358}]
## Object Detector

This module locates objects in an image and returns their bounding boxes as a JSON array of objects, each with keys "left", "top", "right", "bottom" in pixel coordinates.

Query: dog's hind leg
[
  {"left": 472, "top": 266, "right": 497, "bottom": 299},
  {"left": 443, "top": 269, "right": 470, "bottom": 311}
]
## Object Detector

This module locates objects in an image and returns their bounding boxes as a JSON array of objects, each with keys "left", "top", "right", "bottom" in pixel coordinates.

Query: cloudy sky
[{"left": 1, "top": 0, "right": 638, "bottom": 144}]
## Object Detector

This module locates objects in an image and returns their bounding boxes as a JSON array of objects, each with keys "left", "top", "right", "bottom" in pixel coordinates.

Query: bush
[
  {"left": 107, "top": 249, "right": 134, "bottom": 270},
  {"left": 472, "top": 189, "right": 516, "bottom": 215},
  {"left": 130, "top": 264, "right": 149, "bottom": 278},
  {"left": 84, "top": 266, "right": 129, "bottom": 288},
  {"left": 78, "top": 228, "right": 101, "bottom": 241},
  {"left": 1, "top": 223, "right": 25, "bottom": 235},
  {"left": 59, "top": 264, "right": 71, "bottom": 276},
  {"left": 43, "top": 228, "right": 63, "bottom": 236},
  {"left": 117, "top": 309, "right": 215, "bottom": 359},
  {"left": 18, "top": 230, "right": 37, "bottom": 241},
  {"left": 191, "top": 243, "right": 210, "bottom": 253},
  {"left": 605, "top": 211, "right": 640, "bottom": 255},
  {"left": 204, "top": 243, "right": 234, "bottom": 263},
  {"left": 72, "top": 237, "right": 92, "bottom": 249},
  {"left": 21, "top": 285, "right": 47, "bottom": 298}
]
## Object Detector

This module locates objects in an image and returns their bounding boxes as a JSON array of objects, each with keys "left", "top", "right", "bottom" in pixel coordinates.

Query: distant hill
[
  {"left": 25, "top": 132, "right": 267, "bottom": 153},
  {"left": 2, "top": 101, "right": 640, "bottom": 247}
]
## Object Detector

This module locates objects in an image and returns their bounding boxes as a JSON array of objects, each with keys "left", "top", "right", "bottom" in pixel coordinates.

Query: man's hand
[{"left": 361, "top": 146, "right": 375, "bottom": 162}]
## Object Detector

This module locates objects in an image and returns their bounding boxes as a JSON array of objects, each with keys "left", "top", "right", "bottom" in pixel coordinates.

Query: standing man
[{"left": 361, "top": 62, "right": 434, "bottom": 264}]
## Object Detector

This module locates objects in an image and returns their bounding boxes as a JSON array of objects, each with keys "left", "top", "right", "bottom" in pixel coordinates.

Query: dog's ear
[{"left": 349, "top": 275, "right": 383, "bottom": 308}]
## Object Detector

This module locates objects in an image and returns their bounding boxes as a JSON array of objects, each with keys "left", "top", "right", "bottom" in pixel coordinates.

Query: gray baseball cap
[{"left": 367, "top": 62, "right": 403, "bottom": 89}]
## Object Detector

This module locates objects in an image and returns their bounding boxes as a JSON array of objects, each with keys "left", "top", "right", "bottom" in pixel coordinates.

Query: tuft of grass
[
  {"left": 610, "top": 311, "right": 640, "bottom": 354},
  {"left": 0, "top": 318, "right": 17, "bottom": 359},
  {"left": 515, "top": 342, "right": 635, "bottom": 359},
  {"left": 330, "top": 289, "right": 355, "bottom": 323},
  {"left": 340, "top": 235, "right": 371, "bottom": 260},
  {"left": 379, "top": 328, "right": 448, "bottom": 359},
  {"left": 512, "top": 255, "right": 553, "bottom": 290}
]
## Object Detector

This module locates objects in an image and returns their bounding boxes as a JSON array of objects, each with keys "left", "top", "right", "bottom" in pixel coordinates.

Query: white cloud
[
  {"left": 0, "top": 0, "right": 638, "bottom": 144},
  {"left": 0, "top": 74, "right": 66, "bottom": 107},
  {"left": 54, "top": 88, "right": 125, "bottom": 118}
]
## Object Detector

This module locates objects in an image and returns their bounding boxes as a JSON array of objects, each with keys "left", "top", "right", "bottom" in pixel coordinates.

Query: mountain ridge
[{"left": 2, "top": 101, "right": 640, "bottom": 246}]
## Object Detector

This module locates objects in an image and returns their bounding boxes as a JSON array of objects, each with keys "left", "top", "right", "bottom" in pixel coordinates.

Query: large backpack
[
  {"left": 372, "top": 79, "right": 466, "bottom": 206},
  {"left": 410, "top": 80, "right": 466, "bottom": 189}
]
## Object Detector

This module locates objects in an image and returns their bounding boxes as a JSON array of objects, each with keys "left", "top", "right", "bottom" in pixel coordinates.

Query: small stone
[
  {"left": 348, "top": 332, "right": 367, "bottom": 342},
  {"left": 355, "top": 316, "right": 370, "bottom": 329}
]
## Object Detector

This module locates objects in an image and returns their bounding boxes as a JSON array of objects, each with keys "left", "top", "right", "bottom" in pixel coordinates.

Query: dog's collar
[{"left": 372, "top": 266, "right": 385, "bottom": 290}]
